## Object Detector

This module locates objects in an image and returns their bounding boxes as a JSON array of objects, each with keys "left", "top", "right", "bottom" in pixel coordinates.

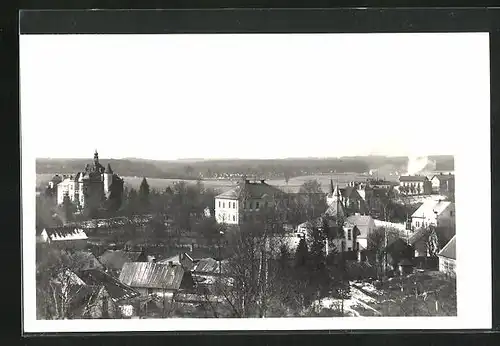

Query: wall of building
[
  {"left": 439, "top": 257, "right": 456, "bottom": 277},
  {"left": 215, "top": 198, "right": 239, "bottom": 224}
]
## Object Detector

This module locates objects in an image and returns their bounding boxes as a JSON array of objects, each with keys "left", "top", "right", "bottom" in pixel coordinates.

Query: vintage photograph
[{"left": 21, "top": 32, "right": 490, "bottom": 330}]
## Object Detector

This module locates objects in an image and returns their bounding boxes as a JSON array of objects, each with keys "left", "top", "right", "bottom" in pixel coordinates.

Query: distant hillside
[{"left": 36, "top": 155, "right": 454, "bottom": 180}]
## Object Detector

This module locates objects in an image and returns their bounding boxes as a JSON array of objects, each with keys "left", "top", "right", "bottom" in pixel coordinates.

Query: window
[
  {"left": 218, "top": 201, "right": 221, "bottom": 208},
  {"left": 348, "top": 247, "right": 352, "bottom": 251},
  {"left": 347, "top": 229, "right": 352, "bottom": 240},
  {"left": 416, "top": 221, "right": 420, "bottom": 227},
  {"left": 450, "top": 211, "right": 453, "bottom": 217},
  {"left": 233, "top": 202, "right": 236, "bottom": 209},
  {"left": 223, "top": 202, "right": 225, "bottom": 208},
  {"left": 256, "top": 202, "right": 260, "bottom": 209},
  {"left": 232, "top": 215, "right": 235, "bottom": 221},
  {"left": 356, "top": 242, "right": 360, "bottom": 250}
]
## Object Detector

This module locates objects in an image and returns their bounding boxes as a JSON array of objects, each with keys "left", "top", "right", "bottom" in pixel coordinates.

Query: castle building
[{"left": 56, "top": 150, "right": 123, "bottom": 210}]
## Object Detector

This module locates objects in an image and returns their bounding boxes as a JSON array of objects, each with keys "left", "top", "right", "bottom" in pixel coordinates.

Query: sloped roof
[
  {"left": 408, "top": 228, "right": 431, "bottom": 245},
  {"left": 64, "top": 250, "right": 104, "bottom": 271},
  {"left": 79, "top": 269, "right": 140, "bottom": 303},
  {"left": 119, "top": 262, "right": 185, "bottom": 290},
  {"left": 158, "top": 253, "right": 194, "bottom": 265},
  {"left": 43, "top": 227, "right": 88, "bottom": 241},
  {"left": 399, "top": 175, "right": 429, "bottom": 182},
  {"left": 99, "top": 250, "right": 145, "bottom": 271},
  {"left": 342, "top": 186, "right": 361, "bottom": 199},
  {"left": 193, "top": 258, "right": 229, "bottom": 274},
  {"left": 411, "top": 200, "right": 452, "bottom": 219},
  {"left": 346, "top": 215, "right": 375, "bottom": 239},
  {"left": 432, "top": 174, "right": 455, "bottom": 182},
  {"left": 325, "top": 199, "right": 346, "bottom": 219},
  {"left": 216, "top": 180, "right": 285, "bottom": 200},
  {"left": 438, "top": 235, "right": 456, "bottom": 260}
]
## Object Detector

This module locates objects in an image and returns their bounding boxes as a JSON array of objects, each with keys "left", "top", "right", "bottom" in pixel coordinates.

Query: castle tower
[{"left": 103, "top": 163, "right": 114, "bottom": 197}]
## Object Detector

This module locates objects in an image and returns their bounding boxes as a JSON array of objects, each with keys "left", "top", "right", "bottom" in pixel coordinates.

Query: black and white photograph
[{"left": 21, "top": 30, "right": 491, "bottom": 332}]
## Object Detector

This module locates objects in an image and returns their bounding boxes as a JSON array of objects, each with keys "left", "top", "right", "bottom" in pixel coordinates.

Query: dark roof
[
  {"left": 341, "top": 186, "right": 362, "bottom": 199},
  {"left": 216, "top": 180, "right": 285, "bottom": 200},
  {"left": 192, "top": 258, "right": 229, "bottom": 274},
  {"left": 408, "top": 228, "right": 431, "bottom": 245},
  {"left": 99, "top": 250, "right": 145, "bottom": 271},
  {"left": 438, "top": 235, "right": 456, "bottom": 260},
  {"left": 65, "top": 250, "right": 104, "bottom": 271},
  {"left": 325, "top": 199, "right": 346, "bottom": 219},
  {"left": 398, "top": 258, "right": 414, "bottom": 266},
  {"left": 79, "top": 269, "right": 140, "bottom": 302},
  {"left": 105, "top": 163, "right": 114, "bottom": 174},
  {"left": 119, "top": 262, "right": 185, "bottom": 290},
  {"left": 399, "top": 175, "right": 429, "bottom": 182}
]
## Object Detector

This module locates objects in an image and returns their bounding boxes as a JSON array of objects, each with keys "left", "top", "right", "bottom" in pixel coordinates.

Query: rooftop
[
  {"left": 399, "top": 175, "right": 429, "bottom": 182},
  {"left": 79, "top": 269, "right": 140, "bottom": 303},
  {"left": 99, "top": 250, "right": 145, "bottom": 271},
  {"left": 119, "top": 262, "right": 186, "bottom": 290},
  {"left": 411, "top": 200, "right": 452, "bottom": 219},
  {"left": 42, "top": 227, "right": 88, "bottom": 241},
  {"left": 216, "top": 179, "right": 285, "bottom": 200},
  {"left": 438, "top": 235, "right": 456, "bottom": 260}
]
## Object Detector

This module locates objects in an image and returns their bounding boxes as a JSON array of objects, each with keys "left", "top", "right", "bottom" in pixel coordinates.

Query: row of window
[{"left": 217, "top": 200, "right": 269, "bottom": 210}]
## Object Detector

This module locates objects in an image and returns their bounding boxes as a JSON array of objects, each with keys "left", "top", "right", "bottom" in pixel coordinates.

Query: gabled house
[
  {"left": 214, "top": 179, "right": 288, "bottom": 225},
  {"left": 399, "top": 175, "right": 432, "bottom": 195},
  {"left": 326, "top": 181, "right": 367, "bottom": 215},
  {"left": 119, "top": 262, "right": 195, "bottom": 297},
  {"left": 191, "top": 257, "right": 231, "bottom": 287},
  {"left": 430, "top": 173, "right": 455, "bottom": 195},
  {"left": 39, "top": 227, "right": 88, "bottom": 249},
  {"left": 438, "top": 235, "right": 456, "bottom": 277},
  {"left": 410, "top": 200, "right": 455, "bottom": 231}
]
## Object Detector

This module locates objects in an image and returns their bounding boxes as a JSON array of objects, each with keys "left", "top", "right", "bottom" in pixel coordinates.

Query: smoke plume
[{"left": 406, "top": 156, "right": 437, "bottom": 176}]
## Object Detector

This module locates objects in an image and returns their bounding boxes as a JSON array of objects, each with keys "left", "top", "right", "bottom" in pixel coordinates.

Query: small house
[
  {"left": 430, "top": 173, "right": 455, "bottom": 194},
  {"left": 39, "top": 227, "right": 88, "bottom": 249},
  {"left": 410, "top": 200, "right": 455, "bottom": 231},
  {"left": 119, "top": 262, "right": 194, "bottom": 298},
  {"left": 438, "top": 235, "right": 456, "bottom": 277},
  {"left": 346, "top": 214, "right": 376, "bottom": 250}
]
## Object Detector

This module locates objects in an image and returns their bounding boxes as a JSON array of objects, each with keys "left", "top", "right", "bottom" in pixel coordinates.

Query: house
[
  {"left": 438, "top": 235, "right": 456, "bottom": 277},
  {"left": 410, "top": 200, "right": 455, "bottom": 231},
  {"left": 98, "top": 250, "right": 148, "bottom": 275},
  {"left": 398, "top": 175, "right": 432, "bottom": 195},
  {"left": 77, "top": 269, "right": 140, "bottom": 318},
  {"left": 158, "top": 252, "right": 195, "bottom": 271},
  {"left": 326, "top": 181, "right": 367, "bottom": 215},
  {"left": 119, "top": 262, "right": 195, "bottom": 297},
  {"left": 191, "top": 257, "right": 231, "bottom": 286},
  {"left": 214, "top": 178, "right": 287, "bottom": 225},
  {"left": 383, "top": 238, "right": 414, "bottom": 274},
  {"left": 346, "top": 214, "right": 376, "bottom": 250},
  {"left": 39, "top": 227, "right": 88, "bottom": 249},
  {"left": 297, "top": 216, "right": 360, "bottom": 253},
  {"left": 430, "top": 173, "right": 455, "bottom": 195}
]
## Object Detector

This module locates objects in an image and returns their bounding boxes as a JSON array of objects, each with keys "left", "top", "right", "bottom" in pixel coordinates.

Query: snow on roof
[
  {"left": 411, "top": 200, "right": 452, "bottom": 219},
  {"left": 438, "top": 235, "right": 456, "bottom": 260}
]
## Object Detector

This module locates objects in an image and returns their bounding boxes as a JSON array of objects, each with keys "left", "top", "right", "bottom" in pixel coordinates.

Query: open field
[{"left": 36, "top": 172, "right": 389, "bottom": 193}]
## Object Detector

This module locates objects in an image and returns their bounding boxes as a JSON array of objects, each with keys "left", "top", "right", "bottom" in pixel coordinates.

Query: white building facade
[{"left": 410, "top": 200, "right": 455, "bottom": 231}]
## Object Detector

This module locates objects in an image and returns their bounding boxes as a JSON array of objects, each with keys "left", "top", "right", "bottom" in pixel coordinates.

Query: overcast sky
[{"left": 20, "top": 33, "right": 489, "bottom": 160}]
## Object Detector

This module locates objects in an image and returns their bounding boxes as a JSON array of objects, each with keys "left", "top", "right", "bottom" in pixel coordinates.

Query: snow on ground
[{"left": 314, "top": 283, "right": 382, "bottom": 316}]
